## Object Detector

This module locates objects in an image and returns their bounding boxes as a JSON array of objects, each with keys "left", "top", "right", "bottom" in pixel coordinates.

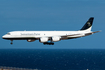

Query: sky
[{"left": 0, "top": 0, "right": 104, "bottom": 49}]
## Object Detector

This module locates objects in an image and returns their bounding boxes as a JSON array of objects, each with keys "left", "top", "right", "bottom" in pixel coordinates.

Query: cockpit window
[{"left": 7, "top": 33, "right": 10, "bottom": 35}]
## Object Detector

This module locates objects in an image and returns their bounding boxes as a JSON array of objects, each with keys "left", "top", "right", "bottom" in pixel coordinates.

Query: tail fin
[{"left": 80, "top": 17, "right": 94, "bottom": 31}]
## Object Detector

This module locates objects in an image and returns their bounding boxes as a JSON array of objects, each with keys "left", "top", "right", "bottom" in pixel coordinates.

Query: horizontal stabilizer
[
  {"left": 92, "top": 31, "right": 101, "bottom": 34},
  {"left": 85, "top": 31, "right": 101, "bottom": 36}
]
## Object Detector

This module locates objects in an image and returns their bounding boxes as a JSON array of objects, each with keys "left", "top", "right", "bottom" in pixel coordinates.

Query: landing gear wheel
[
  {"left": 11, "top": 42, "right": 13, "bottom": 45},
  {"left": 52, "top": 43, "right": 54, "bottom": 45},
  {"left": 43, "top": 42, "right": 54, "bottom": 45}
]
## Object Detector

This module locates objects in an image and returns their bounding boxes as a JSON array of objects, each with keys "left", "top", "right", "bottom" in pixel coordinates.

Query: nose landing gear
[{"left": 10, "top": 40, "right": 13, "bottom": 45}]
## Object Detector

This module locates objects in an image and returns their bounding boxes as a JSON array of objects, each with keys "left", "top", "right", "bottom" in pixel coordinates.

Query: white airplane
[{"left": 2, "top": 17, "right": 100, "bottom": 45}]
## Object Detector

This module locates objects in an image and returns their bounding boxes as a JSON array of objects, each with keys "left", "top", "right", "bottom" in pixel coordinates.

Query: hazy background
[{"left": 0, "top": 0, "right": 104, "bottom": 49}]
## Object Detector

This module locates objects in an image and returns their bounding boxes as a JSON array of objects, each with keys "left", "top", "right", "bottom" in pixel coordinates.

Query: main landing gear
[
  {"left": 43, "top": 42, "right": 54, "bottom": 45},
  {"left": 10, "top": 40, "right": 13, "bottom": 45}
]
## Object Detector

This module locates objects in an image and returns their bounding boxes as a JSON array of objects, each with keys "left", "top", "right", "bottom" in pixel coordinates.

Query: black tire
[{"left": 10, "top": 42, "right": 13, "bottom": 45}]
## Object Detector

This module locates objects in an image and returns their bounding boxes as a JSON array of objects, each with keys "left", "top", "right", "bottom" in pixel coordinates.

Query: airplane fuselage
[{"left": 2, "top": 31, "right": 91, "bottom": 40}]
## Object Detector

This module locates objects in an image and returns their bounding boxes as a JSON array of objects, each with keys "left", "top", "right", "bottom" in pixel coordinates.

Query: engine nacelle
[
  {"left": 27, "top": 39, "right": 35, "bottom": 42},
  {"left": 51, "top": 36, "right": 61, "bottom": 42},
  {"left": 39, "top": 37, "right": 49, "bottom": 43}
]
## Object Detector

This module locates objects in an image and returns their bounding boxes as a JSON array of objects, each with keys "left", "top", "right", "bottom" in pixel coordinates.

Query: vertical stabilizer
[{"left": 80, "top": 17, "right": 94, "bottom": 31}]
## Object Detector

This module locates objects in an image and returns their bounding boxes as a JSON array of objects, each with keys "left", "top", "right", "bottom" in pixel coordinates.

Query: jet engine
[
  {"left": 39, "top": 37, "right": 49, "bottom": 43},
  {"left": 27, "top": 39, "right": 35, "bottom": 42},
  {"left": 51, "top": 36, "right": 61, "bottom": 42}
]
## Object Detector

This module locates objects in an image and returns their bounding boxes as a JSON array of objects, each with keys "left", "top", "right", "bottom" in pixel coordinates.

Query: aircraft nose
[{"left": 2, "top": 35, "right": 6, "bottom": 39}]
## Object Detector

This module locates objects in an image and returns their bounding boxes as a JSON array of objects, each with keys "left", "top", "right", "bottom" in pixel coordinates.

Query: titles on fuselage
[{"left": 21, "top": 33, "right": 40, "bottom": 35}]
